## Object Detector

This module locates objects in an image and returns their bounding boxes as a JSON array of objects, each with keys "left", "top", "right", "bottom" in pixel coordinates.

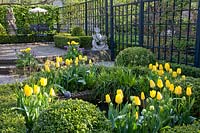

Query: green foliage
[
  {"left": 0, "top": 84, "right": 26, "bottom": 133},
  {"left": 71, "top": 26, "right": 85, "bottom": 36},
  {"left": 33, "top": 99, "right": 111, "bottom": 132},
  {"left": 79, "top": 36, "right": 93, "bottom": 49},
  {"left": 0, "top": 23, "right": 7, "bottom": 35},
  {"left": 115, "top": 47, "right": 156, "bottom": 67},
  {"left": 160, "top": 120, "right": 200, "bottom": 133}
]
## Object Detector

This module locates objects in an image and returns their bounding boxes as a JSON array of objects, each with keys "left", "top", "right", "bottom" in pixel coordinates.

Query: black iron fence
[{"left": 59, "top": 0, "right": 200, "bottom": 67}]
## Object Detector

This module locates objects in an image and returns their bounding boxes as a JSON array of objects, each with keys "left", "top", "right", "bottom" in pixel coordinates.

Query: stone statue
[
  {"left": 92, "top": 27, "right": 108, "bottom": 51},
  {"left": 6, "top": 7, "right": 17, "bottom": 35}
]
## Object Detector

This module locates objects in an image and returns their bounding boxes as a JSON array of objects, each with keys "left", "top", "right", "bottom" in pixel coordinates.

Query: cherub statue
[
  {"left": 6, "top": 7, "right": 17, "bottom": 35},
  {"left": 92, "top": 27, "right": 108, "bottom": 51}
]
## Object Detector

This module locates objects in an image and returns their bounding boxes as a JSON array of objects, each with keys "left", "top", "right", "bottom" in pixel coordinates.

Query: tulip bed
[{"left": 1, "top": 44, "right": 200, "bottom": 132}]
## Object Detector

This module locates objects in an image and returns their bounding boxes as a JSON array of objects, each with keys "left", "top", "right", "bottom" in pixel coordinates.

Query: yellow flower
[
  {"left": 182, "top": 75, "right": 186, "bottom": 80},
  {"left": 172, "top": 71, "right": 177, "bottom": 78},
  {"left": 56, "top": 62, "right": 60, "bottom": 68},
  {"left": 67, "top": 42, "right": 70, "bottom": 45},
  {"left": 105, "top": 94, "right": 111, "bottom": 103},
  {"left": 70, "top": 58, "right": 73, "bottom": 64},
  {"left": 135, "top": 112, "right": 139, "bottom": 120},
  {"left": 186, "top": 87, "right": 192, "bottom": 96},
  {"left": 159, "top": 64, "right": 163, "bottom": 70},
  {"left": 65, "top": 59, "right": 71, "bottom": 66},
  {"left": 174, "top": 86, "right": 182, "bottom": 95},
  {"left": 150, "top": 90, "right": 156, "bottom": 98},
  {"left": 48, "top": 98, "right": 52, "bottom": 102},
  {"left": 71, "top": 41, "right": 78, "bottom": 45},
  {"left": 40, "top": 77, "right": 47, "bottom": 87},
  {"left": 45, "top": 60, "right": 50, "bottom": 65},
  {"left": 34, "top": 85, "right": 40, "bottom": 95},
  {"left": 44, "top": 64, "right": 50, "bottom": 72},
  {"left": 152, "top": 65, "right": 157, "bottom": 71},
  {"left": 83, "top": 56, "right": 88, "bottom": 61},
  {"left": 56, "top": 56, "right": 60, "bottom": 63},
  {"left": 115, "top": 94, "right": 123, "bottom": 104},
  {"left": 79, "top": 55, "right": 83, "bottom": 60},
  {"left": 157, "top": 79, "right": 163, "bottom": 89},
  {"left": 150, "top": 105, "right": 155, "bottom": 110},
  {"left": 49, "top": 88, "right": 56, "bottom": 96},
  {"left": 89, "top": 59, "right": 93, "bottom": 66},
  {"left": 164, "top": 63, "right": 170, "bottom": 71},
  {"left": 59, "top": 57, "right": 63, "bottom": 63},
  {"left": 165, "top": 80, "right": 171, "bottom": 88},
  {"left": 156, "top": 91, "right": 162, "bottom": 100},
  {"left": 169, "top": 68, "right": 173, "bottom": 73},
  {"left": 133, "top": 96, "right": 141, "bottom": 106},
  {"left": 169, "top": 84, "right": 174, "bottom": 92},
  {"left": 25, "top": 48, "right": 31, "bottom": 53},
  {"left": 117, "top": 89, "right": 124, "bottom": 98},
  {"left": 24, "top": 84, "right": 33, "bottom": 97},
  {"left": 75, "top": 57, "right": 79, "bottom": 66},
  {"left": 149, "top": 64, "right": 153, "bottom": 69},
  {"left": 164, "top": 76, "right": 168, "bottom": 80},
  {"left": 150, "top": 80, "right": 156, "bottom": 88},
  {"left": 141, "top": 92, "right": 145, "bottom": 100},
  {"left": 155, "top": 62, "right": 159, "bottom": 68},
  {"left": 177, "top": 68, "right": 181, "bottom": 75},
  {"left": 157, "top": 70, "right": 164, "bottom": 76}
]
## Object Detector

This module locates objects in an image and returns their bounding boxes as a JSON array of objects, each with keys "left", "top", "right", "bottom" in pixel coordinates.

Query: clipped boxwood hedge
[
  {"left": 0, "top": 34, "right": 54, "bottom": 44},
  {"left": 33, "top": 99, "right": 111, "bottom": 132},
  {"left": 54, "top": 34, "right": 92, "bottom": 49}
]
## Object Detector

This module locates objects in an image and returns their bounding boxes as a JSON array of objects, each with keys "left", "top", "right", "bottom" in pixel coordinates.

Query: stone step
[{"left": 0, "top": 65, "right": 16, "bottom": 75}]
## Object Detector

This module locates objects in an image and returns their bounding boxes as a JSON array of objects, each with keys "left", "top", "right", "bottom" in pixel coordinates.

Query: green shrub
[
  {"left": 71, "top": 26, "right": 85, "bottom": 36},
  {"left": 33, "top": 99, "right": 111, "bottom": 132},
  {"left": 54, "top": 35, "right": 80, "bottom": 48},
  {"left": 0, "top": 23, "right": 6, "bottom": 35},
  {"left": 79, "top": 36, "right": 93, "bottom": 49},
  {"left": 0, "top": 84, "right": 26, "bottom": 132},
  {"left": 160, "top": 120, "right": 200, "bottom": 133},
  {"left": 115, "top": 47, "right": 156, "bottom": 67}
]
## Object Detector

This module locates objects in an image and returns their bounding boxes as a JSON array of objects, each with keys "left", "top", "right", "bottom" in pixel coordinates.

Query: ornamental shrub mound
[
  {"left": 33, "top": 99, "right": 111, "bottom": 132},
  {"left": 115, "top": 47, "right": 156, "bottom": 67},
  {"left": 71, "top": 26, "right": 85, "bottom": 36}
]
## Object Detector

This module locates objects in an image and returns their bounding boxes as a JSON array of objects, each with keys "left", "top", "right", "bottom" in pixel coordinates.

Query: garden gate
[{"left": 59, "top": 0, "right": 200, "bottom": 67}]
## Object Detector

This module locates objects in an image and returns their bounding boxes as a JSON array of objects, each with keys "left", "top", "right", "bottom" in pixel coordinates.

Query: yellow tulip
[
  {"left": 169, "top": 84, "right": 174, "bottom": 92},
  {"left": 157, "top": 70, "right": 164, "bottom": 76},
  {"left": 165, "top": 80, "right": 171, "bottom": 88},
  {"left": 174, "top": 86, "right": 182, "bottom": 95},
  {"left": 164, "top": 63, "right": 170, "bottom": 71},
  {"left": 169, "top": 68, "right": 173, "bottom": 73},
  {"left": 75, "top": 57, "right": 79, "bottom": 66},
  {"left": 83, "top": 56, "right": 88, "bottom": 61},
  {"left": 44, "top": 64, "right": 50, "bottom": 72},
  {"left": 56, "top": 56, "right": 60, "bottom": 63},
  {"left": 155, "top": 62, "right": 159, "bottom": 68},
  {"left": 177, "top": 68, "right": 181, "bottom": 75},
  {"left": 67, "top": 42, "right": 70, "bottom": 45},
  {"left": 117, "top": 89, "right": 124, "bottom": 98},
  {"left": 150, "top": 90, "right": 156, "bottom": 98},
  {"left": 172, "top": 71, "right": 177, "bottom": 78},
  {"left": 71, "top": 41, "right": 76, "bottom": 45},
  {"left": 135, "top": 112, "right": 139, "bottom": 120},
  {"left": 25, "top": 48, "right": 31, "bottom": 53},
  {"left": 105, "top": 94, "right": 111, "bottom": 103},
  {"left": 141, "top": 92, "right": 145, "bottom": 100},
  {"left": 156, "top": 91, "right": 162, "bottom": 100},
  {"left": 59, "top": 57, "right": 63, "bottom": 63},
  {"left": 150, "top": 80, "right": 156, "bottom": 88},
  {"left": 89, "top": 59, "right": 93, "bottom": 66},
  {"left": 186, "top": 87, "right": 192, "bottom": 96},
  {"left": 133, "top": 96, "right": 141, "bottom": 106},
  {"left": 56, "top": 61, "right": 60, "bottom": 68},
  {"left": 49, "top": 88, "right": 56, "bottom": 96},
  {"left": 24, "top": 84, "right": 33, "bottom": 97},
  {"left": 115, "top": 94, "right": 123, "bottom": 104},
  {"left": 152, "top": 65, "right": 157, "bottom": 71},
  {"left": 40, "top": 77, "right": 47, "bottom": 87},
  {"left": 70, "top": 58, "right": 73, "bottom": 64},
  {"left": 149, "top": 64, "right": 153, "bottom": 69},
  {"left": 159, "top": 64, "right": 163, "bottom": 70},
  {"left": 164, "top": 76, "right": 168, "bottom": 80},
  {"left": 65, "top": 59, "right": 71, "bottom": 66},
  {"left": 157, "top": 79, "right": 163, "bottom": 89},
  {"left": 79, "top": 55, "right": 83, "bottom": 60},
  {"left": 182, "top": 75, "right": 186, "bottom": 80},
  {"left": 34, "top": 85, "right": 40, "bottom": 95}
]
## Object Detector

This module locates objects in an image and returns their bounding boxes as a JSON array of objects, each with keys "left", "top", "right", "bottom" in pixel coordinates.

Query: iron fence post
[
  {"left": 110, "top": 0, "right": 115, "bottom": 60},
  {"left": 139, "top": 0, "right": 144, "bottom": 46},
  {"left": 105, "top": 0, "right": 109, "bottom": 37},
  {"left": 85, "top": 0, "right": 88, "bottom": 35},
  {"left": 195, "top": 1, "right": 200, "bottom": 67}
]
